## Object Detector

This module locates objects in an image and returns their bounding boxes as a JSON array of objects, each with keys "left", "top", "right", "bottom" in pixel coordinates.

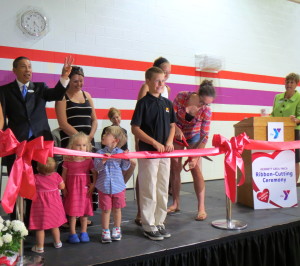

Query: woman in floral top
[{"left": 168, "top": 80, "right": 216, "bottom": 221}]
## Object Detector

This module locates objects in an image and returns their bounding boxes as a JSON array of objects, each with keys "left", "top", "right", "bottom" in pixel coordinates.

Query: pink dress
[
  {"left": 29, "top": 172, "right": 67, "bottom": 230},
  {"left": 63, "top": 159, "right": 94, "bottom": 217}
]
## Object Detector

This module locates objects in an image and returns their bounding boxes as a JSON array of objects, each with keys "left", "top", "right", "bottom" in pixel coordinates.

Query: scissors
[{"left": 174, "top": 135, "right": 213, "bottom": 172}]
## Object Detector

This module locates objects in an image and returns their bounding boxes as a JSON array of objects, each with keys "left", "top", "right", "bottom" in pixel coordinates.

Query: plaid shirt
[{"left": 173, "top": 91, "right": 212, "bottom": 144}]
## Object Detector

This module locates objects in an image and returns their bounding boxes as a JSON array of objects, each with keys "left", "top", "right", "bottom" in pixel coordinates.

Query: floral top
[{"left": 173, "top": 91, "right": 212, "bottom": 143}]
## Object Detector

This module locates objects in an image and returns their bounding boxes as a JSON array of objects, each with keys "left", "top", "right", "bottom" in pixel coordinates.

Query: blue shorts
[{"left": 186, "top": 134, "right": 200, "bottom": 146}]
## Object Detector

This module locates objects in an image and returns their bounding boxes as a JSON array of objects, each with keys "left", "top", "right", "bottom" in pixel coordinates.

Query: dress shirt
[{"left": 94, "top": 146, "right": 130, "bottom": 194}]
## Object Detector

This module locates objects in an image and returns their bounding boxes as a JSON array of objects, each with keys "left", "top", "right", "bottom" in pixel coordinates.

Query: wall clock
[{"left": 18, "top": 9, "right": 49, "bottom": 38}]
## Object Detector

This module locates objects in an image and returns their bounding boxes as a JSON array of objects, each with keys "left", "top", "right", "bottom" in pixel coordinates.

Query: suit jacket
[{"left": 0, "top": 80, "right": 66, "bottom": 142}]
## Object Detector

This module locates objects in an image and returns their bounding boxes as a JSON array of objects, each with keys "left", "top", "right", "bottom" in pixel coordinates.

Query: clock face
[{"left": 20, "top": 10, "right": 48, "bottom": 37}]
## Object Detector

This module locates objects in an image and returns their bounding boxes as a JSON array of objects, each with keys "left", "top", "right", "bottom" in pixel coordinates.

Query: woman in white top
[{"left": 134, "top": 57, "right": 172, "bottom": 226}]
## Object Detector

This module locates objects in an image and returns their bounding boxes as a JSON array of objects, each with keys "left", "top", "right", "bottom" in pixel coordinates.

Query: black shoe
[
  {"left": 143, "top": 230, "right": 164, "bottom": 241},
  {"left": 157, "top": 225, "right": 171, "bottom": 238}
]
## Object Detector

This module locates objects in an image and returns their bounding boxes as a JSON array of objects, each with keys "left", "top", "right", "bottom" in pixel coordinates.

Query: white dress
[{"left": 161, "top": 85, "right": 169, "bottom": 98}]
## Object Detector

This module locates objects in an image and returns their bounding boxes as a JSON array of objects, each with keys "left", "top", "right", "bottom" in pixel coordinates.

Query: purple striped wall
[{"left": 0, "top": 70, "right": 277, "bottom": 106}]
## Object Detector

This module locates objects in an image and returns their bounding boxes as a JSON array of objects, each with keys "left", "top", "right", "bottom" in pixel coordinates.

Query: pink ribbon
[
  {"left": 3, "top": 126, "right": 300, "bottom": 214},
  {"left": 212, "top": 133, "right": 250, "bottom": 203},
  {"left": 53, "top": 147, "right": 221, "bottom": 159},
  {"left": 0, "top": 129, "right": 53, "bottom": 213},
  {"left": 245, "top": 139, "right": 300, "bottom": 150}
]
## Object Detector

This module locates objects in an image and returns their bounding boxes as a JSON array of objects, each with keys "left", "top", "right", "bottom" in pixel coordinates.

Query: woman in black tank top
[{"left": 55, "top": 66, "right": 98, "bottom": 148}]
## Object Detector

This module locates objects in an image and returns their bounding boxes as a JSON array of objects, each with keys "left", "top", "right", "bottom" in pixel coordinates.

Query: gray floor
[{"left": 3, "top": 180, "right": 300, "bottom": 266}]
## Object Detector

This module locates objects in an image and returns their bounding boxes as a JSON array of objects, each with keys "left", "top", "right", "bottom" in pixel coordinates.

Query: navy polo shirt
[{"left": 131, "top": 92, "right": 176, "bottom": 151}]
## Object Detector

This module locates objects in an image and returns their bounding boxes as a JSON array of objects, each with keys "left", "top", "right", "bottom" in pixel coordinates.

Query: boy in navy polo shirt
[{"left": 131, "top": 67, "right": 176, "bottom": 240}]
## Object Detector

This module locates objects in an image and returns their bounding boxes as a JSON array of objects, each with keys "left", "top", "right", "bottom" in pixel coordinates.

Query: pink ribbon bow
[
  {"left": 0, "top": 129, "right": 54, "bottom": 213},
  {"left": 212, "top": 133, "right": 250, "bottom": 203}
]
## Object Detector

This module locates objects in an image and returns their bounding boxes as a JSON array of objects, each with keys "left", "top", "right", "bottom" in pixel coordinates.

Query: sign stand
[{"left": 211, "top": 196, "right": 247, "bottom": 230}]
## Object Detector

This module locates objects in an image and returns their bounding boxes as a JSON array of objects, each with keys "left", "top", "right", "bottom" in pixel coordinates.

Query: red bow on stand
[
  {"left": 0, "top": 129, "right": 54, "bottom": 213},
  {"left": 212, "top": 133, "right": 250, "bottom": 203}
]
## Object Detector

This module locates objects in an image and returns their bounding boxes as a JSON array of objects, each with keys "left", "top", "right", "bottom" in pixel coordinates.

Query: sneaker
[
  {"left": 68, "top": 234, "right": 80, "bottom": 244},
  {"left": 143, "top": 230, "right": 164, "bottom": 241},
  {"left": 111, "top": 227, "right": 122, "bottom": 241},
  {"left": 79, "top": 232, "right": 90, "bottom": 243},
  {"left": 157, "top": 225, "right": 171, "bottom": 238},
  {"left": 54, "top": 242, "right": 62, "bottom": 248},
  {"left": 101, "top": 229, "right": 112, "bottom": 243}
]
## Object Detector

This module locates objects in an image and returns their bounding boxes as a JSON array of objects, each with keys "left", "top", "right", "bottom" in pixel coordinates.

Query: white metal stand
[{"left": 211, "top": 196, "right": 247, "bottom": 230}]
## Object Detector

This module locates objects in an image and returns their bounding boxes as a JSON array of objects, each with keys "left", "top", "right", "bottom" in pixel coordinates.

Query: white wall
[{"left": 1, "top": 0, "right": 300, "bottom": 186}]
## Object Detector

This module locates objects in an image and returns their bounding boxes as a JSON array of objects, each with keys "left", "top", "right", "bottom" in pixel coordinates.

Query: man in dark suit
[
  {"left": 0, "top": 55, "right": 74, "bottom": 221},
  {"left": 0, "top": 56, "right": 74, "bottom": 169}
]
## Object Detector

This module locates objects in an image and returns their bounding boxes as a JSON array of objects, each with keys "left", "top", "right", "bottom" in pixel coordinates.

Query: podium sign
[
  {"left": 252, "top": 150, "right": 297, "bottom": 209},
  {"left": 234, "top": 117, "right": 295, "bottom": 208},
  {"left": 267, "top": 122, "right": 284, "bottom": 142}
]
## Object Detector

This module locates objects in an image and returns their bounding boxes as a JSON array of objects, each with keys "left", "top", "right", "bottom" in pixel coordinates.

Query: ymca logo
[
  {"left": 273, "top": 128, "right": 281, "bottom": 139},
  {"left": 283, "top": 190, "right": 290, "bottom": 200}
]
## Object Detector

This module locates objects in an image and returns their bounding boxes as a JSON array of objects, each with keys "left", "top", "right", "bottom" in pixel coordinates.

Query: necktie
[
  {"left": 22, "top": 84, "right": 27, "bottom": 98},
  {"left": 22, "top": 84, "right": 33, "bottom": 138}
]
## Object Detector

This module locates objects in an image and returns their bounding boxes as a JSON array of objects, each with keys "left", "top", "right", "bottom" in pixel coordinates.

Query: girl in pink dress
[
  {"left": 29, "top": 157, "right": 67, "bottom": 253},
  {"left": 62, "top": 132, "right": 97, "bottom": 244}
]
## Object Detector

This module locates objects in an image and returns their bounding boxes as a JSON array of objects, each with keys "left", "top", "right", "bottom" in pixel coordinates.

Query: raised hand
[{"left": 61, "top": 55, "right": 75, "bottom": 79}]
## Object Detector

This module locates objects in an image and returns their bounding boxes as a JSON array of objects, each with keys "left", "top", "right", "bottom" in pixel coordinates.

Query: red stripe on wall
[
  {"left": 46, "top": 108, "right": 260, "bottom": 122},
  {"left": 0, "top": 46, "right": 285, "bottom": 85},
  {"left": 212, "top": 112, "right": 261, "bottom": 121}
]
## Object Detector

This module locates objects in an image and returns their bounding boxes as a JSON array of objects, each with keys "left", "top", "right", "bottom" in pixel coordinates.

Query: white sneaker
[
  {"left": 111, "top": 227, "right": 122, "bottom": 241},
  {"left": 101, "top": 229, "right": 112, "bottom": 243}
]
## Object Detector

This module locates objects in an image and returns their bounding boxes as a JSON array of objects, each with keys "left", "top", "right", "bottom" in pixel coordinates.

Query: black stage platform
[{"left": 9, "top": 180, "right": 300, "bottom": 265}]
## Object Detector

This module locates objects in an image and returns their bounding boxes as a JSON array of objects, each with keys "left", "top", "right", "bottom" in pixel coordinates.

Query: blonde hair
[
  {"left": 37, "top": 157, "right": 56, "bottom": 175},
  {"left": 67, "top": 132, "right": 92, "bottom": 151},
  {"left": 108, "top": 107, "right": 121, "bottom": 120},
  {"left": 64, "top": 132, "right": 92, "bottom": 161},
  {"left": 104, "top": 126, "right": 127, "bottom": 148},
  {"left": 285, "top": 73, "right": 300, "bottom": 84}
]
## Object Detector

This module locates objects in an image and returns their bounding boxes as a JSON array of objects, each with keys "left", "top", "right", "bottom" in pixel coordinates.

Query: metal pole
[
  {"left": 16, "top": 197, "right": 24, "bottom": 258},
  {"left": 212, "top": 195, "right": 247, "bottom": 230},
  {"left": 226, "top": 196, "right": 232, "bottom": 228}
]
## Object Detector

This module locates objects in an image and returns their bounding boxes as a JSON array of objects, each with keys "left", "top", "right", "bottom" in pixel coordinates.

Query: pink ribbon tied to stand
[
  {"left": 0, "top": 129, "right": 54, "bottom": 213},
  {"left": 212, "top": 133, "right": 250, "bottom": 203}
]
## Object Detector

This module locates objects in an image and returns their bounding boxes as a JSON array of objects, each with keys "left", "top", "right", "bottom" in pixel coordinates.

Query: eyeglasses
[
  {"left": 200, "top": 101, "right": 210, "bottom": 107},
  {"left": 199, "top": 97, "right": 211, "bottom": 107}
]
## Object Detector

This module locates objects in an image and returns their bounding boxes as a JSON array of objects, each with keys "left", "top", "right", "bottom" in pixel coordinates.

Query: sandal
[
  {"left": 134, "top": 217, "right": 142, "bottom": 226},
  {"left": 195, "top": 211, "right": 207, "bottom": 221},
  {"left": 167, "top": 207, "right": 180, "bottom": 214},
  {"left": 54, "top": 242, "right": 62, "bottom": 249},
  {"left": 31, "top": 245, "right": 44, "bottom": 253}
]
